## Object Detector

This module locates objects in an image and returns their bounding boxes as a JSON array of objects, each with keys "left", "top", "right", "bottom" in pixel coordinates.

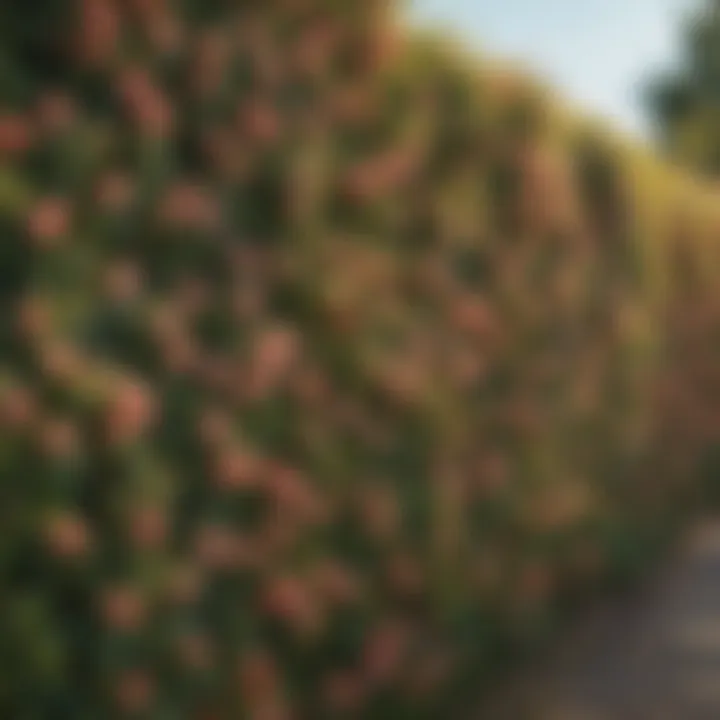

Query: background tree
[{"left": 645, "top": 0, "right": 720, "bottom": 177}]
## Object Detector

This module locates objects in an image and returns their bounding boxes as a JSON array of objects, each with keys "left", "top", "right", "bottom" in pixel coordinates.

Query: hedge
[{"left": 2, "top": 1, "right": 720, "bottom": 717}]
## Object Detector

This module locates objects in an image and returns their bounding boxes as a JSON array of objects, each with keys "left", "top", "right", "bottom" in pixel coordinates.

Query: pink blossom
[
  {"left": 260, "top": 574, "right": 323, "bottom": 638},
  {"left": 165, "top": 565, "right": 204, "bottom": 606},
  {"left": 27, "top": 198, "right": 71, "bottom": 248},
  {"left": 95, "top": 173, "right": 136, "bottom": 213},
  {"left": 117, "top": 68, "right": 174, "bottom": 137},
  {"left": 237, "top": 649, "right": 280, "bottom": 704},
  {"left": 76, "top": 0, "right": 120, "bottom": 67},
  {"left": 104, "top": 378, "right": 157, "bottom": 444},
  {"left": 212, "top": 448, "right": 260, "bottom": 491},
  {"left": 100, "top": 586, "right": 147, "bottom": 632},
  {"left": 321, "top": 672, "right": 366, "bottom": 715},
  {"left": 362, "top": 621, "right": 410, "bottom": 687},
  {"left": 129, "top": 506, "right": 168, "bottom": 551},
  {"left": 0, "top": 114, "right": 33, "bottom": 156},
  {"left": 114, "top": 670, "right": 154, "bottom": 713},
  {"left": 194, "top": 524, "right": 239, "bottom": 571},
  {"left": 157, "top": 182, "right": 220, "bottom": 231},
  {"left": 39, "top": 417, "right": 80, "bottom": 459},
  {"left": 15, "top": 295, "right": 52, "bottom": 343},
  {"left": 44, "top": 512, "right": 91, "bottom": 560},
  {"left": 177, "top": 632, "right": 214, "bottom": 672},
  {"left": 103, "top": 260, "right": 143, "bottom": 303},
  {"left": 36, "top": 92, "right": 76, "bottom": 134},
  {"left": 239, "top": 101, "right": 281, "bottom": 145},
  {"left": 0, "top": 385, "right": 37, "bottom": 430}
]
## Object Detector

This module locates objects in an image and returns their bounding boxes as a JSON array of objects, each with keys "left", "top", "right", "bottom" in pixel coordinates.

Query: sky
[{"left": 410, "top": 0, "right": 700, "bottom": 140}]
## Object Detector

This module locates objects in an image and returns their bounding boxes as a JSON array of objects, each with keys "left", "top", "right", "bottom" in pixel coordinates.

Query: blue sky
[{"left": 410, "top": 0, "right": 699, "bottom": 139}]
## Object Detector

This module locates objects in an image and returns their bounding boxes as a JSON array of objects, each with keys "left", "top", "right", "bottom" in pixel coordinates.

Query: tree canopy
[{"left": 646, "top": 0, "right": 720, "bottom": 176}]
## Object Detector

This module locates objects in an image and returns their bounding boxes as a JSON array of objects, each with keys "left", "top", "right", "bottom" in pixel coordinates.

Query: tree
[{"left": 645, "top": 0, "right": 720, "bottom": 177}]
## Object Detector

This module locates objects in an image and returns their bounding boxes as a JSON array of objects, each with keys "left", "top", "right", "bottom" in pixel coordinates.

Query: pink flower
[
  {"left": 505, "top": 399, "right": 542, "bottom": 437},
  {"left": 202, "top": 127, "right": 250, "bottom": 182},
  {"left": 515, "top": 561, "right": 554, "bottom": 607},
  {"left": 260, "top": 574, "right": 323, "bottom": 638},
  {"left": 358, "top": 26, "right": 401, "bottom": 73},
  {"left": 191, "top": 30, "right": 230, "bottom": 97},
  {"left": 356, "top": 485, "right": 400, "bottom": 542},
  {"left": 35, "top": 92, "right": 76, "bottom": 135},
  {"left": 157, "top": 330, "right": 199, "bottom": 375},
  {"left": 405, "top": 651, "right": 455, "bottom": 701},
  {"left": 129, "top": 506, "right": 168, "bottom": 551},
  {"left": 197, "top": 407, "right": 233, "bottom": 447},
  {"left": 103, "top": 260, "right": 143, "bottom": 303},
  {"left": 309, "top": 559, "right": 362, "bottom": 606},
  {"left": 256, "top": 326, "right": 301, "bottom": 377},
  {"left": 175, "top": 278, "right": 212, "bottom": 319},
  {"left": 15, "top": 295, "right": 52, "bottom": 343},
  {"left": 104, "top": 378, "right": 157, "bottom": 445},
  {"left": 0, "top": 114, "right": 33, "bottom": 156},
  {"left": 238, "top": 101, "right": 281, "bottom": 145},
  {"left": 256, "top": 516, "right": 301, "bottom": 560},
  {"left": 165, "top": 564, "right": 204, "bottom": 606},
  {"left": 117, "top": 68, "right": 174, "bottom": 137},
  {"left": 378, "top": 361, "right": 427, "bottom": 406},
  {"left": 361, "top": 621, "right": 410, "bottom": 687},
  {"left": 124, "top": 0, "right": 164, "bottom": 18},
  {"left": 0, "top": 385, "right": 37, "bottom": 430},
  {"left": 476, "top": 452, "right": 511, "bottom": 496},
  {"left": 95, "top": 173, "right": 136, "bottom": 213},
  {"left": 237, "top": 649, "right": 280, "bottom": 705},
  {"left": 194, "top": 524, "right": 239, "bottom": 571},
  {"left": 267, "top": 464, "right": 328, "bottom": 526},
  {"left": 140, "top": 6, "right": 184, "bottom": 56},
  {"left": 27, "top": 198, "right": 71, "bottom": 248},
  {"left": 100, "top": 586, "right": 147, "bottom": 632},
  {"left": 44, "top": 512, "right": 91, "bottom": 560},
  {"left": 288, "top": 365, "right": 329, "bottom": 407},
  {"left": 212, "top": 448, "right": 261, "bottom": 492},
  {"left": 196, "top": 355, "right": 234, "bottom": 394},
  {"left": 292, "top": 21, "right": 338, "bottom": 78},
  {"left": 38, "top": 342, "right": 85, "bottom": 385},
  {"left": 247, "top": 326, "right": 302, "bottom": 400},
  {"left": 157, "top": 182, "right": 220, "bottom": 231},
  {"left": 39, "top": 417, "right": 80, "bottom": 460},
  {"left": 450, "top": 295, "right": 497, "bottom": 338},
  {"left": 113, "top": 670, "right": 154, "bottom": 714},
  {"left": 385, "top": 551, "right": 425, "bottom": 599},
  {"left": 231, "top": 283, "right": 267, "bottom": 321},
  {"left": 447, "top": 347, "right": 487, "bottom": 388},
  {"left": 247, "top": 701, "right": 294, "bottom": 720},
  {"left": 177, "top": 632, "right": 214, "bottom": 672},
  {"left": 76, "top": 0, "right": 120, "bottom": 67},
  {"left": 330, "top": 85, "right": 376, "bottom": 125},
  {"left": 321, "top": 672, "right": 366, "bottom": 715}
]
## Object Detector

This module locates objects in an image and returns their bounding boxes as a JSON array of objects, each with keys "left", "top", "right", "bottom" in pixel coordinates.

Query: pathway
[{"left": 477, "top": 519, "right": 720, "bottom": 720}]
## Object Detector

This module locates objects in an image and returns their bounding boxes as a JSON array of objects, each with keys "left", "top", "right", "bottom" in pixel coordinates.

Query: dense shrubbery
[{"left": 2, "top": 1, "right": 720, "bottom": 717}]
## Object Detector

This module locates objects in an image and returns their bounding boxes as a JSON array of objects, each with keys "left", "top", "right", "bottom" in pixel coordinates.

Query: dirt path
[{"left": 476, "top": 519, "right": 720, "bottom": 720}]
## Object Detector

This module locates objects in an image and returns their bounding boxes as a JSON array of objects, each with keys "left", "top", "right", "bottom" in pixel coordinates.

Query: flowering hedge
[{"left": 2, "top": 1, "right": 720, "bottom": 717}]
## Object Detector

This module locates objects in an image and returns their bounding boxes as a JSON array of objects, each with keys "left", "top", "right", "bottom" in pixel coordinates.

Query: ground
[{"left": 476, "top": 519, "right": 720, "bottom": 720}]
